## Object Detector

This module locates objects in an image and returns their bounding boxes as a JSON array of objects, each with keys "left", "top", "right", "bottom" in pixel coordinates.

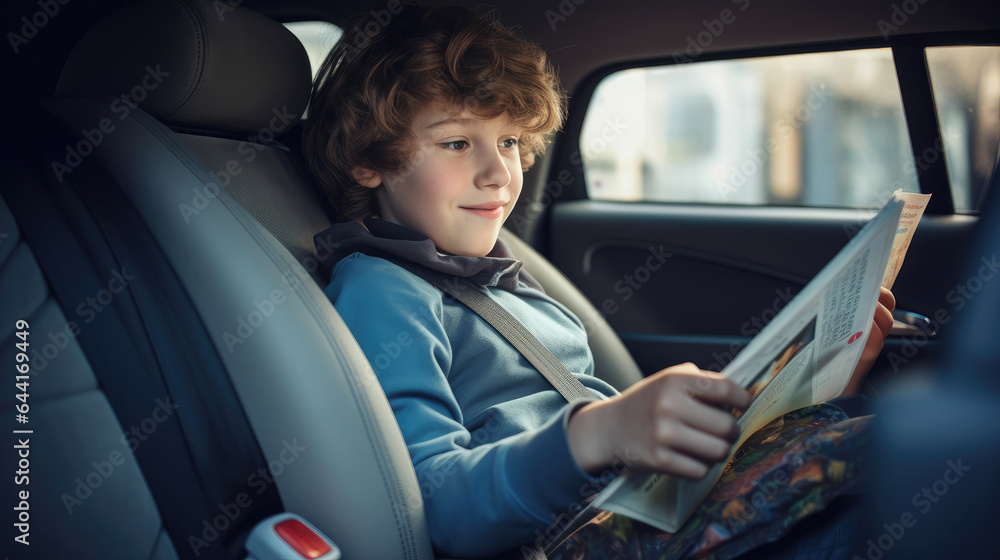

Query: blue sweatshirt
[{"left": 314, "top": 219, "right": 620, "bottom": 558}]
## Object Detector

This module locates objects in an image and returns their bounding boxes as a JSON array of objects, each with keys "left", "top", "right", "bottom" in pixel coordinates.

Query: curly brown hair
[{"left": 302, "top": 3, "right": 566, "bottom": 222}]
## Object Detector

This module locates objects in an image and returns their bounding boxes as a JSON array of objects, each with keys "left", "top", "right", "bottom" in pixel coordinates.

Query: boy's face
[{"left": 362, "top": 104, "right": 524, "bottom": 257}]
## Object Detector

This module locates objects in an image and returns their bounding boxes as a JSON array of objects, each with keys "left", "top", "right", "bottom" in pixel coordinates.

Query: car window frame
[{"left": 551, "top": 32, "right": 1000, "bottom": 217}]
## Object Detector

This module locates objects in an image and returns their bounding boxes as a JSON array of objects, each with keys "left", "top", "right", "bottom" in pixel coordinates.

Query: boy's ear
[{"left": 351, "top": 167, "right": 382, "bottom": 189}]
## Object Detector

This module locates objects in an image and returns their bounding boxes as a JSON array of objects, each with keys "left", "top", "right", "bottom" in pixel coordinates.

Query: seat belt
[{"left": 388, "top": 259, "right": 607, "bottom": 403}]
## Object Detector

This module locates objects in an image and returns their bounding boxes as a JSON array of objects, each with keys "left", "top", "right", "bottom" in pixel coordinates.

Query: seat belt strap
[{"left": 390, "top": 259, "right": 606, "bottom": 404}]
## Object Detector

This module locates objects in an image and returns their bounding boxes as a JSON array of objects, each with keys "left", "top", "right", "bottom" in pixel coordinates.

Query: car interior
[{"left": 2, "top": 0, "right": 998, "bottom": 558}]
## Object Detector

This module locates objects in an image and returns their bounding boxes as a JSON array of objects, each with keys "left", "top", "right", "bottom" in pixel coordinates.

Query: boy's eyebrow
[{"left": 425, "top": 116, "right": 480, "bottom": 129}]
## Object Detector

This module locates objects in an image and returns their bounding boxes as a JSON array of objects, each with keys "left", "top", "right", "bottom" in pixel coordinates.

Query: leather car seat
[{"left": 40, "top": 0, "right": 644, "bottom": 557}]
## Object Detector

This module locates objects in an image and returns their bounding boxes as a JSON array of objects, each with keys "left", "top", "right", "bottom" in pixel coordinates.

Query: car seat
[{"left": 3, "top": 0, "right": 644, "bottom": 557}]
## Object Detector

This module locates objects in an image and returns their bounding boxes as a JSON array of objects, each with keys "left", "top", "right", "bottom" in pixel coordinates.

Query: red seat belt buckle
[{"left": 246, "top": 513, "right": 341, "bottom": 560}]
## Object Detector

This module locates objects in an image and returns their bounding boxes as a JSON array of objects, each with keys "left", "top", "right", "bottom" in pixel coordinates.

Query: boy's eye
[
  {"left": 501, "top": 138, "right": 518, "bottom": 149},
  {"left": 442, "top": 140, "right": 468, "bottom": 151}
]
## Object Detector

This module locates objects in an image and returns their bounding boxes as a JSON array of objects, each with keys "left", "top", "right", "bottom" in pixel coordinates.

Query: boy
[{"left": 303, "top": 4, "right": 894, "bottom": 558}]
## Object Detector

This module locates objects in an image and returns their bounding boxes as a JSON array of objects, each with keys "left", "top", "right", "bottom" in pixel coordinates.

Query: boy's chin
[{"left": 438, "top": 236, "right": 499, "bottom": 258}]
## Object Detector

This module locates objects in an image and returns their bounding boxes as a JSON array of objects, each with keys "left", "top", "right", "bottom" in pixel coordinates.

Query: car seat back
[
  {"left": 47, "top": 0, "right": 432, "bottom": 558},
  {"left": 46, "top": 0, "right": 645, "bottom": 557},
  {"left": 1, "top": 154, "right": 185, "bottom": 559}
]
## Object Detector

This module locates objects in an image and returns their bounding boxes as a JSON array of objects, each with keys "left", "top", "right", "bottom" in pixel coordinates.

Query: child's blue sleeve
[{"left": 328, "top": 255, "right": 607, "bottom": 558}]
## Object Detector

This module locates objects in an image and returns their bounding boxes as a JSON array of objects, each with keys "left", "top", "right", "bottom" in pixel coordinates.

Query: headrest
[{"left": 56, "top": 0, "right": 311, "bottom": 135}]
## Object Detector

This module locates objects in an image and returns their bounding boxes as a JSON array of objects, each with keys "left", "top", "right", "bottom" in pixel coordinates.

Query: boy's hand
[
  {"left": 567, "top": 363, "right": 751, "bottom": 479},
  {"left": 840, "top": 286, "right": 896, "bottom": 397}
]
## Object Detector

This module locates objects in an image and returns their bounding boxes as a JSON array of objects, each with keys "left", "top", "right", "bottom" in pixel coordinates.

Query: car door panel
[{"left": 548, "top": 200, "right": 976, "bottom": 378}]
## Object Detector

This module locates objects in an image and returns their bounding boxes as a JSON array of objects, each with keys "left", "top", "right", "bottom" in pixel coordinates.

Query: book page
[
  {"left": 882, "top": 192, "right": 932, "bottom": 289},
  {"left": 590, "top": 190, "right": 926, "bottom": 534}
]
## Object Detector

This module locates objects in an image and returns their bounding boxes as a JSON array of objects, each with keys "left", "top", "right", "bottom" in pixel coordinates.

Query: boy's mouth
[{"left": 460, "top": 201, "right": 507, "bottom": 220}]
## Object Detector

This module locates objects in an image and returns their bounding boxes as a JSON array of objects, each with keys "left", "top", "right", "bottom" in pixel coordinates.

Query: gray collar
[{"left": 313, "top": 218, "right": 543, "bottom": 292}]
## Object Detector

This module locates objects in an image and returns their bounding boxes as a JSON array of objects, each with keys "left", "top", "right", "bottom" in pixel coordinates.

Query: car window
[
  {"left": 926, "top": 46, "right": 1000, "bottom": 212},
  {"left": 580, "top": 49, "right": 922, "bottom": 208},
  {"left": 282, "top": 21, "right": 343, "bottom": 81}
]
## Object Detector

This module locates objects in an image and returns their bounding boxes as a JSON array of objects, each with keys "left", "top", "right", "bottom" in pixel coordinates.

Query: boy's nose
[{"left": 475, "top": 147, "right": 512, "bottom": 189}]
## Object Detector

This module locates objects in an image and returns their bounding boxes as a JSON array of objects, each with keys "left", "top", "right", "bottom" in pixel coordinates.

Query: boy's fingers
[
  {"left": 652, "top": 447, "right": 710, "bottom": 480},
  {"left": 874, "top": 301, "right": 894, "bottom": 339},
  {"left": 665, "top": 362, "right": 704, "bottom": 376},
  {"left": 681, "top": 400, "right": 741, "bottom": 442},
  {"left": 675, "top": 373, "right": 752, "bottom": 410},
  {"left": 879, "top": 287, "right": 896, "bottom": 313},
  {"left": 655, "top": 421, "right": 733, "bottom": 463}
]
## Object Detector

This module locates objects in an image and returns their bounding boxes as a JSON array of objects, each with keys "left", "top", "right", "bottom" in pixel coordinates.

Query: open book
[{"left": 549, "top": 190, "right": 931, "bottom": 548}]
